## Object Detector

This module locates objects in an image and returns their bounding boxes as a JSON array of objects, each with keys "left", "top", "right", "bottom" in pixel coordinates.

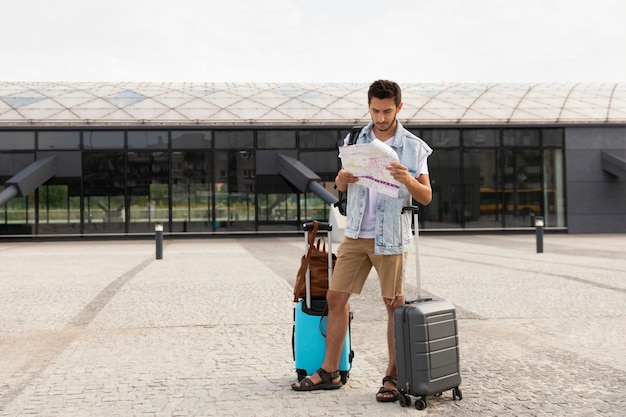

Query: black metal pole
[
  {"left": 155, "top": 223, "right": 163, "bottom": 259},
  {"left": 535, "top": 216, "right": 544, "bottom": 253}
]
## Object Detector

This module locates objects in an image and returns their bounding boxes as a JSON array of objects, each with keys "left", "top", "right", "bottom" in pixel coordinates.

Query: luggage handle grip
[{"left": 303, "top": 221, "right": 332, "bottom": 232}]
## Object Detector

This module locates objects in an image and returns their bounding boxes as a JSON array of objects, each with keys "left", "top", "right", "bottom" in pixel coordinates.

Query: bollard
[
  {"left": 535, "top": 216, "right": 544, "bottom": 253},
  {"left": 155, "top": 222, "right": 163, "bottom": 259}
]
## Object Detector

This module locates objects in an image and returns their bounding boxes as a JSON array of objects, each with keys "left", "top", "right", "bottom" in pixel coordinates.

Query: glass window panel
[
  {"left": 127, "top": 152, "right": 169, "bottom": 232},
  {"left": 214, "top": 150, "right": 255, "bottom": 231},
  {"left": 503, "top": 129, "right": 540, "bottom": 147},
  {"left": 172, "top": 131, "right": 212, "bottom": 149},
  {"left": 82, "top": 152, "right": 126, "bottom": 233},
  {"left": 422, "top": 129, "right": 460, "bottom": 148},
  {"left": 171, "top": 151, "right": 214, "bottom": 232},
  {"left": 82, "top": 152, "right": 125, "bottom": 197},
  {"left": 128, "top": 130, "right": 168, "bottom": 149},
  {"left": 83, "top": 195, "right": 125, "bottom": 233},
  {"left": 38, "top": 131, "right": 80, "bottom": 150},
  {"left": 427, "top": 150, "right": 462, "bottom": 228},
  {"left": 256, "top": 175, "right": 298, "bottom": 227},
  {"left": 0, "top": 131, "right": 34, "bottom": 150},
  {"left": 83, "top": 131, "right": 124, "bottom": 149},
  {"left": 301, "top": 191, "right": 327, "bottom": 221},
  {"left": 0, "top": 192, "right": 35, "bottom": 234},
  {"left": 543, "top": 149, "right": 566, "bottom": 227},
  {"left": 257, "top": 130, "right": 296, "bottom": 149},
  {"left": 464, "top": 150, "right": 500, "bottom": 228},
  {"left": 299, "top": 130, "right": 339, "bottom": 149},
  {"left": 0, "top": 153, "right": 34, "bottom": 177},
  {"left": 300, "top": 151, "right": 339, "bottom": 175},
  {"left": 542, "top": 129, "right": 564, "bottom": 147},
  {"left": 37, "top": 151, "right": 81, "bottom": 177},
  {"left": 37, "top": 180, "right": 81, "bottom": 234},
  {"left": 214, "top": 130, "right": 254, "bottom": 149},
  {"left": 463, "top": 129, "right": 498, "bottom": 147},
  {"left": 502, "top": 150, "right": 542, "bottom": 227},
  {"left": 0, "top": 152, "right": 37, "bottom": 235}
]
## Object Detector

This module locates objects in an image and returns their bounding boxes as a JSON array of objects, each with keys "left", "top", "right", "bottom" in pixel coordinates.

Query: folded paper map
[{"left": 339, "top": 140, "right": 400, "bottom": 197}]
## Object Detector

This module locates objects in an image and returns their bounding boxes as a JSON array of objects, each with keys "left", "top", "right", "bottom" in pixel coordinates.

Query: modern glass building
[{"left": 1, "top": 82, "right": 624, "bottom": 238}]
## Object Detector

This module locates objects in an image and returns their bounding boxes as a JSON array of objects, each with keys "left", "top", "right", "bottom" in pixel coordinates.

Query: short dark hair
[{"left": 368, "top": 80, "right": 402, "bottom": 106}]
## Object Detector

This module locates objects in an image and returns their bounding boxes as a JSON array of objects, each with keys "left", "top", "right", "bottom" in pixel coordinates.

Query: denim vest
[{"left": 342, "top": 121, "right": 432, "bottom": 255}]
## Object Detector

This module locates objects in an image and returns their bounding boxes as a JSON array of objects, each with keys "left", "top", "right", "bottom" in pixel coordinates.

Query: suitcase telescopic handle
[
  {"left": 302, "top": 221, "right": 332, "bottom": 232},
  {"left": 401, "top": 206, "right": 430, "bottom": 303}
]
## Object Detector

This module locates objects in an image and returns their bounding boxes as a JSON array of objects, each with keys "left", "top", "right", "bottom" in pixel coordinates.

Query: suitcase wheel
[
  {"left": 399, "top": 394, "right": 411, "bottom": 408},
  {"left": 453, "top": 387, "right": 463, "bottom": 400},
  {"left": 296, "top": 369, "right": 307, "bottom": 382},
  {"left": 339, "top": 371, "right": 350, "bottom": 385},
  {"left": 414, "top": 397, "right": 427, "bottom": 410}
]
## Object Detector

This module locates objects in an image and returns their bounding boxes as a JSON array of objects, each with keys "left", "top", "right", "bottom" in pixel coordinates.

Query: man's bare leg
[{"left": 377, "top": 295, "right": 404, "bottom": 400}]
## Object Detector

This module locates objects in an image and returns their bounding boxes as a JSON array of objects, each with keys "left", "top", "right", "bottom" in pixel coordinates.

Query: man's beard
[{"left": 375, "top": 118, "right": 396, "bottom": 132}]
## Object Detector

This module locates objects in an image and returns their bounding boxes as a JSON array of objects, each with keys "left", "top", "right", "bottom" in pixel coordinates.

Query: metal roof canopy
[
  {"left": 601, "top": 150, "right": 626, "bottom": 179},
  {"left": 0, "top": 82, "right": 624, "bottom": 127}
]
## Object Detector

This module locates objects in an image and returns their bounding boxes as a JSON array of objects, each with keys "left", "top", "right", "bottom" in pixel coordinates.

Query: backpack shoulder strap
[{"left": 348, "top": 126, "right": 361, "bottom": 145}]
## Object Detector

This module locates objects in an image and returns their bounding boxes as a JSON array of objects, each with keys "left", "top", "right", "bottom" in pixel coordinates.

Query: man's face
[{"left": 369, "top": 97, "right": 403, "bottom": 134}]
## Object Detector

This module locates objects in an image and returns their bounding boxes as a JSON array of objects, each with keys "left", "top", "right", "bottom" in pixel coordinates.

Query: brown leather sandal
[
  {"left": 291, "top": 368, "right": 342, "bottom": 391},
  {"left": 376, "top": 375, "right": 400, "bottom": 402}
]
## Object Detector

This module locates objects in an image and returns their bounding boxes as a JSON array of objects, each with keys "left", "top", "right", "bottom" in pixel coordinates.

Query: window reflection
[
  {"left": 464, "top": 129, "right": 498, "bottom": 147},
  {"left": 427, "top": 150, "right": 462, "bottom": 228},
  {"left": 422, "top": 129, "right": 460, "bottom": 148},
  {"left": 82, "top": 152, "right": 125, "bottom": 233},
  {"left": 257, "top": 175, "right": 297, "bottom": 227},
  {"left": 0, "top": 131, "right": 34, "bottom": 150},
  {"left": 463, "top": 150, "right": 497, "bottom": 228},
  {"left": 502, "top": 150, "right": 542, "bottom": 227},
  {"left": 215, "top": 130, "right": 253, "bottom": 149},
  {"left": 128, "top": 131, "right": 168, "bottom": 149},
  {"left": 299, "top": 130, "right": 339, "bottom": 149},
  {"left": 171, "top": 151, "right": 213, "bottom": 232},
  {"left": 257, "top": 130, "right": 296, "bottom": 149},
  {"left": 38, "top": 131, "right": 80, "bottom": 150},
  {"left": 214, "top": 150, "right": 256, "bottom": 230},
  {"left": 172, "top": 131, "right": 212, "bottom": 149},
  {"left": 83, "top": 131, "right": 124, "bottom": 149},
  {"left": 503, "top": 129, "right": 539, "bottom": 147},
  {"left": 127, "top": 152, "right": 169, "bottom": 232}
]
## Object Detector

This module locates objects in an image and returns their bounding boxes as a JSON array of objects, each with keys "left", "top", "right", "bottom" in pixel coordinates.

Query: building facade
[{"left": 1, "top": 82, "right": 624, "bottom": 238}]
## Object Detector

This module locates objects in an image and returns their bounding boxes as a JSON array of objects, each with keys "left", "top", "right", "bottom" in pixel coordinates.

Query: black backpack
[{"left": 334, "top": 126, "right": 362, "bottom": 216}]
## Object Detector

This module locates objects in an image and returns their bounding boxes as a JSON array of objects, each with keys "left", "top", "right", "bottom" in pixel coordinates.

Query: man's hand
[
  {"left": 335, "top": 168, "right": 358, "bottom": 192},
  {"left": 386, "top": 161, "right": 412, "bottom": 185},
  {"left": 386, "top": 161, "right": 433, "bottom": 205}
]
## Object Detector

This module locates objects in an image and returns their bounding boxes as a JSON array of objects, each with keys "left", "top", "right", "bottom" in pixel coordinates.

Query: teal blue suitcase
[
  {"left": 292, "top": 221, "right": 353, "bottom": 383},
  {"left": 293, "top": 298, "right": 352, "bottom": 383}
]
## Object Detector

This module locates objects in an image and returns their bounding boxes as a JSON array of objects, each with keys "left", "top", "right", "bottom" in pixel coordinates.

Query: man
[{"left": 292, "top": 80, "right": 433, "bottom": 402}]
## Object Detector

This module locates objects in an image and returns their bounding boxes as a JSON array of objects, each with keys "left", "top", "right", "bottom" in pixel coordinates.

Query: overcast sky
[{"left": 1, "top": 0, "right": 624, "bottom": 84}]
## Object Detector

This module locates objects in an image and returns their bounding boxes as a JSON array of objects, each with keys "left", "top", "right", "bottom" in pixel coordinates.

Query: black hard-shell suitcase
[{"left": 393, "top": 207, "right": 462, "bottom": 410}]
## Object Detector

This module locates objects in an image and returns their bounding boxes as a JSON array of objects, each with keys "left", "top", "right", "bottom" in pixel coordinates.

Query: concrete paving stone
[{"left": 0, "top": 234, "right": 624, "bottom": 416}]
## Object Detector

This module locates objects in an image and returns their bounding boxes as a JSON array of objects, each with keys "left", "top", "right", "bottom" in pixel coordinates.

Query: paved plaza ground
[{"left": 0, "top": 233, "right": 625, "bottom": 416}]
